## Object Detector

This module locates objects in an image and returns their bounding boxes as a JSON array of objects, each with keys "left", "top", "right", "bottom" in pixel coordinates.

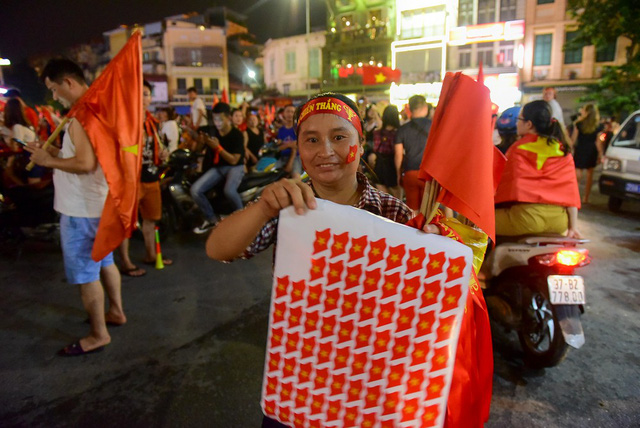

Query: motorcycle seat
[{"left": 495, "top": 234, "right": 589, "bottom": 246}]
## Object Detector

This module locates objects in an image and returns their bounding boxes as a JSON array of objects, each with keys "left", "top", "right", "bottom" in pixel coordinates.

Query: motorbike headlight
[{"left": 604, "top": 158, "right": 622, "bottom": 172}]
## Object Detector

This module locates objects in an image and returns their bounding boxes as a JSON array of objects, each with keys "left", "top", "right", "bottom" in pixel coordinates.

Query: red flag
[
  {"left": 358, "top": 296, "right": 376, "bottom": 322},
  {"left": 372, "top": 330, "right": 391, "bottom": 355},
  {"left": 410, "top": 340, "right": 430, "bottom": 367},
  {"left": 341, "top": 291, "right": 358, "bottom": 316},
  {"left": 406, "top": 368, "right": 426, "bottom": 394},
  {"left": 291, "top": 280, "right": 306, "bottom": 303},
  {"left": 385, "top": 244, "right": 405, "bottom": 271},
  {"left": 326, "top": 260, "right": 344, "bottom": 285},
  {"left": 298, "top": 365, "right": 312, "bottom": 384},
  {"left": 418, "top": 71, "right": 504, "bottom": 240},
  {"left": 416, "top": 310, "right": 436, "bottom": 337},
  {"left": 347, "top": 379, "right": 364, "bottom": 403},
  {"left": 283, "top": 357, "right": 297, "bottom": 378},
  {"left": 406, "top": 247, "right": 426, "bottom": 274},
  {"left": 422, "top": 281, "right": 441, "bottom": 308},
  {"left": 324, "top": 287, "right": 341, "bottom": 312},
  {"left": 426, "top": 375, "right": 446, "bottom": 399},
  {"left": 396, "top": 306, "right": 415, "bottom": 332},
  {"left": 349, "top": 235, "right": 368, "bottom": 261},
  {"left": 266, "top": 375, "right": 278, "bottom": 396},
  {"left": 334, "top": 344, "right": 351, "bottom": 368},
  {"left": 301, "top": 335, "right": 316, "bottom": 359},
  {"left": 327, "top": 399, "right": 342, "bottom": 422},
  {"left": 272, "top": 301, "right": 286, "bottom": 324},
  {"left": 69, "top": 32, "right": 143, "bottom": 261},
  {"left": 310, "top": 257, "right": 326, "bottom": 281},
  {"left": 288, "top": 306, "right": 303, "bottom": 328},
  {"left": 363, "top": 268, "right": 381, "bottom": 294},
  {"left": 401, "top": 277, "right": 421, "bottom": 304},
  {"left": 495, "top": 134, "right": 581, "bottom": 208},
  {"left": 381, "top": 272, "right": 401, "bottom": 299},
  {"left": 320, "top": 314, "right": 336, "bottom": 339},
  {"left": 426, "top": 252, "right": 446, "bottom": 277},
  {"left": 391, "top": 335, "right": 410, "bottom": 360},
  {"left": 355, "top": 324, "right": 372, "bottom": 349},
  {"left": 344, "top": 265, "right": 362, "bottom": 290},
  {"left": 313, "top": 228, "right": 331, "bottom": 254},
  {"left": 329, "top": 373, "right": 346, "bottom": 396},
  {"left": 382, "top": 391, "right": 401, "bottom": 416},
  {"left": 362, "top": 65, "right": 401, "bottom": 85},
  {"left": 212, "top": 93, "right": 220, "bottom": 108},
  {"left": 446, "top": 257, "right": 466, "bottom": 283},
  {"left": 304, "top": 310, "right": 319, "bottom": 334},
  {"left": 351, "top": 350, "right": 367, "bottom": 375},
  {"left": 431, "top": 345, "right": 450, "bottom": 371},
  {"left": 312, "top": 368, "right": 329, "bottom": 391},
  {"left": 275, "top": 276, "right": 290, "bottom": 299},
  {"left": 337, "top": 320, "right": 355, "bottom": 344},
  {"left": 331, "top": 231, "right": 349, "bottom": 257},
  {"left": 368, "top": 238, "right": 386, "bottom": 264},
  {"left": 221, "top": 88, "right": 229, "bottom": 104},
  {"left": 442, "top": 284, "right": 463, "bottom": 312},
  {"left": 306, "top": 283, "right": 322, "bottom": 307},
  {"left": 422, "top": 404, "right": 440, "bottom": 427}
]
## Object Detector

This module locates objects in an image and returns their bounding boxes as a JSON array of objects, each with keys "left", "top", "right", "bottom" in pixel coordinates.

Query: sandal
[
  {"left": 120, "top": 266, "right": 147, "bottom": 277},
  {"left": 143, "top": 258, "right": 173, "bottom": 266}
]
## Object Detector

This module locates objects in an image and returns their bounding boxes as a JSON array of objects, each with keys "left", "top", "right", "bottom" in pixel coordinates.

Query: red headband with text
[{"left": 297, "top": 96, "right": 363, "bottom": 138}]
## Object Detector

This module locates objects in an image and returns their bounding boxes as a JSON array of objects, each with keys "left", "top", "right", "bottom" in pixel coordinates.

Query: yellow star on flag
[
  {"left": 518, "top": 137, "right": 565, "bottom": 170},
  {"left": 374, "top": 72, "right": 387, "bottom": 83},
  {"left": 122, "top": 144, "right": 139, "bottom": 155}
]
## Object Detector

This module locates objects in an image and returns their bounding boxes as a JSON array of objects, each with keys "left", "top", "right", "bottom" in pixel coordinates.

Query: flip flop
[
  {"left": 143, "top": 258, "right": 173, "bottom": 266},
  {"left": 84, "top": 319, "right": 124, "bottom": 327},
  {"left": 58, "top": 340, "right": 105, "bottom": 357},
  {"left": 120, "top": 266, "right": 146, "bottom": 277}
]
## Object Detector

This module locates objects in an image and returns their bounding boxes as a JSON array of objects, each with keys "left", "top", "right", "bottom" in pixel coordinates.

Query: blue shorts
[{"left": 60, "top": 214, "right": 114, "bottom": 284}]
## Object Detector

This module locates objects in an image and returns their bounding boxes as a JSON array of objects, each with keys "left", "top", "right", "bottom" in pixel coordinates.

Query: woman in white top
[
  {"left": 158, "top": 107, "right": 180, "bottom": 153},
  {"left": 3, "top": 98, "right": 41, "bottom": 185}
]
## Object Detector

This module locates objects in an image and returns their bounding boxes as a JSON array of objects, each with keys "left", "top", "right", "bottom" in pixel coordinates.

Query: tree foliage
[{"left": 567, "top": 0, "right": 640, "bottom": 119}]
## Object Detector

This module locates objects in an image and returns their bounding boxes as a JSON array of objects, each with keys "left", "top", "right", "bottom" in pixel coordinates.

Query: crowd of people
[{"left": 0, "top": 54, "right": 623, "bottom": 426}]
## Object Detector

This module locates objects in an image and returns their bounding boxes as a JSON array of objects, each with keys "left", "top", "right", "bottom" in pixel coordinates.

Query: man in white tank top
[{"left": 25, "top": 59, "right": 126, "bottom": 356}]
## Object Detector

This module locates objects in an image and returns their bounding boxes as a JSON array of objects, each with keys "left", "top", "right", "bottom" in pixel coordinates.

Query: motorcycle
[
  {"left": 482, "top": 235, "right": 590, "bottom": 368},
  {"left": 159, "top": 143, "right": 287, "bottom": 234}
]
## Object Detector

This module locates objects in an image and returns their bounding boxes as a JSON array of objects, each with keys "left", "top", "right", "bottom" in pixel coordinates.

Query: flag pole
[{"left": 26, "top": 116, "right": 69, "bottom": 171}]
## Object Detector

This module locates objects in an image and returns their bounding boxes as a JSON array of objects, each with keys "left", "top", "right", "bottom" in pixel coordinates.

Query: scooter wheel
[{"left": 518, "top": 287, "right": 569, "bottom": 368}]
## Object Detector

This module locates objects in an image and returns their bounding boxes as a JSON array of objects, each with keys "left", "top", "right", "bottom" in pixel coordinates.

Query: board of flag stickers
[{"left": 261, "top": 200, "right": 472, "bottom": 428}]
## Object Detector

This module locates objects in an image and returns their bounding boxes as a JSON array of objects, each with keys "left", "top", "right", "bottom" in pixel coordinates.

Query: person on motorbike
[
  {"left": 191, "top": 102, "right": 245, "bottom": 234},
  {"left": 495, "top": 106, "right": 520, "bottom": 155},
  {"left": 495, "top": 100, "right": 582, "bottom": 238}
]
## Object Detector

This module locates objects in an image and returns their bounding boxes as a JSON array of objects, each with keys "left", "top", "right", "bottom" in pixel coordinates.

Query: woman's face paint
[{"left": 346, "top": 144, "right": 358, "bottom": 164}]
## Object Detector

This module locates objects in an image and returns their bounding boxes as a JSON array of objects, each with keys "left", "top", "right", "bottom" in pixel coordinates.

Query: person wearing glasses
[{"left": 494, "top": 100, "right": 582, "bottom": 238}]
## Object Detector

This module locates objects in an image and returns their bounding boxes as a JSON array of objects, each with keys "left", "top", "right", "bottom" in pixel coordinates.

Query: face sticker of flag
[{"left": 262, "top": 200, "right": 472, "bottom": 427}]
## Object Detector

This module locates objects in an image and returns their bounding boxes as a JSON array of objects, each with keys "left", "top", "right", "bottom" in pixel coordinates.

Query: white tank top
[{"left": 53, "top": 119, "right": 108, "bottom": 218}]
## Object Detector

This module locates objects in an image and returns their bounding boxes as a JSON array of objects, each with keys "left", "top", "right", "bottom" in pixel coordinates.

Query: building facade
[
  {"left": 323, "top": 0, "right": 396, "bottom": 96},
  {"left": 262, "top": 31, "right": 325, "bottom": 97},
  {"left": 521, "top": 0, "right": 631, "bottom": 118}
]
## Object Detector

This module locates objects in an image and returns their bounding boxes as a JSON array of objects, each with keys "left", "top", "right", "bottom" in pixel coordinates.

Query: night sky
[{"left": 0, "top": 0, "right": 327, "bottom": 62}]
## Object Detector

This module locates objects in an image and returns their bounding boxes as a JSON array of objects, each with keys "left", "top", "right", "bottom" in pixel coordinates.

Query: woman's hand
[
  {"left": 422, "top": 224, "right": 441, "bottom": 234},
  {"left": 566, "top": 227, "right": 583, "bottom": 239},
  {"left": 258, "top": 178, "right": 317, "bottom": 218}
]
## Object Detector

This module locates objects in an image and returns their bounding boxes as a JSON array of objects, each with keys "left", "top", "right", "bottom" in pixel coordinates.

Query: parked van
[{"left": 599, "top": 110, "right": 640, "bottom": 212}]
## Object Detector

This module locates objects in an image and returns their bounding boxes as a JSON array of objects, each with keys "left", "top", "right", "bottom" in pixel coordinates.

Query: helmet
[{"left": 496, "top": 106, "right": 520, "bottom": 136}]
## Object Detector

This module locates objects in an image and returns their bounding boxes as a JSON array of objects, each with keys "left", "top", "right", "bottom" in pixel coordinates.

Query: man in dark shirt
[
  {"left": 395, "top": 95, "right": 432, "bottom": 211},
  {"left": 192, "top": 102, "right": 245, "bottom": 234}
]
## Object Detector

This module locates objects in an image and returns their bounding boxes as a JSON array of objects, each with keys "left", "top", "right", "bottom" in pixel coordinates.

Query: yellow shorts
[{"left": 495, "top": 203, "right": 568, "bottom": 236}]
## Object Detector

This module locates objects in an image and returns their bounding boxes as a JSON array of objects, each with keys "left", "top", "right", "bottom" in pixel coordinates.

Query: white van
[{"left": 599, "top": 110, "right": 640, "bottom": 212}]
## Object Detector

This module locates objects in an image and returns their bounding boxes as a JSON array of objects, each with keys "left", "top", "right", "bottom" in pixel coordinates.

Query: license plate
[
  {"left": 625, "top": 182, "right": 640, "bottom": 194},
  {"left": 547, "top": 275, "right": 585, "bottom": 304}
]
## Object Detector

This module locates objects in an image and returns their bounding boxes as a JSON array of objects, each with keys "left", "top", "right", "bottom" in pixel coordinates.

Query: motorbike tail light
[
  {"left": 556, "top": 250, "right": 588, "bottom": 267},
  {"left": 532, "top": 250, "right": 590, "bottom": 267}
]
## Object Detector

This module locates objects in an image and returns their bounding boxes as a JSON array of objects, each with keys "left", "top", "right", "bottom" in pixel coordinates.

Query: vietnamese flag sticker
[{"left": 346, "top": 144, "right": 358, "bottom": 163}]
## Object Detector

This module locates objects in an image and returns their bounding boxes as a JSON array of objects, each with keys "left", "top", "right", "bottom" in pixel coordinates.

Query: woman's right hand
[{"left": 258, "top": 178, "right": 317, "bottom": 218}]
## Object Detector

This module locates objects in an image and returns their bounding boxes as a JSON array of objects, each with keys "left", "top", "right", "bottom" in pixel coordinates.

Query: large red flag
[
  {"left": 419, "top": 71, "right": 504, "bottom": 241},
  {"left": 67, "top": 32, "right": 143, "bottom": 261},
  {"left": 221, "top": 88, "right": 229, "bottom": 104},
  {"left": 362, "top": 65, "right": 401, "bottom": 85}
]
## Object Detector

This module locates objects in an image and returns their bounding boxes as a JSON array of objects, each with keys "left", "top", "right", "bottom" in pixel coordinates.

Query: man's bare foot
[
  {"left": 78, "top": 334, "right": 111, "bottom": 353},
  {"left": 105, "top": 311, "right": 127, "bottom": 326}
]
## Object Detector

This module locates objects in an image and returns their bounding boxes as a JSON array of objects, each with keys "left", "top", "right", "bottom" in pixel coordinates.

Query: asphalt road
[{"left": 0, "top": 187, "right": 638, "bottom": 427}]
